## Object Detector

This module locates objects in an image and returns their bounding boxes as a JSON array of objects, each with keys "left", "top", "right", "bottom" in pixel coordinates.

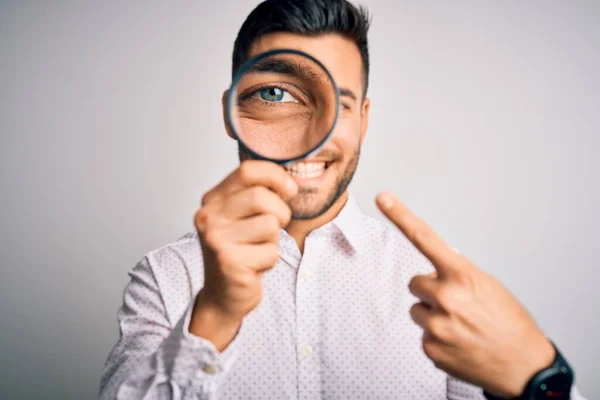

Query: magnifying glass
[{"left": 225, "top": 49, "right": 340, "bottom": 165}]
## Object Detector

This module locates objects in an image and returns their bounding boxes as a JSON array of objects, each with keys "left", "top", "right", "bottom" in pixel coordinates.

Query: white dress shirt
[{"left": 99, "top": 194, "right": 586, "bottom": 399}]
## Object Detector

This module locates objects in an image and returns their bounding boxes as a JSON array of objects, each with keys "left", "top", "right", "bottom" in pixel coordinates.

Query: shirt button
[
  {"left": 301, "top": 344, "right": 313, "bottom": 358},
  {"left": 299, "top": 271, "right": 308, "bottom": 281},
  {"left": 202, "top": 364, "right": 219, "bottom": 375}
]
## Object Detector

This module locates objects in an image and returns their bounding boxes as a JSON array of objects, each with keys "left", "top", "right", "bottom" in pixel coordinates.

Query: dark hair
[{"left": 232, "top": 0, "right": 371, "bottom": 96}]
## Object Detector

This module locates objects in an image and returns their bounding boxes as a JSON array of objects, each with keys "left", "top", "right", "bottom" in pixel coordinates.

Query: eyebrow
[
  {"left": 340, "top": 88, "right": 358, "bottom": 102},
  {"left": 248, "top": 59, "right": 321, "bottom": 82}
]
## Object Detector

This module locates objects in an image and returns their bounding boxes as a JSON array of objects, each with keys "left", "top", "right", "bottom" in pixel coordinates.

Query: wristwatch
[{"left": 483, "top": 341, "right": 574, "bottom": 400}]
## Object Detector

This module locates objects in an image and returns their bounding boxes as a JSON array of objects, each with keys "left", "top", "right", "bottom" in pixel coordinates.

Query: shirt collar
[
  {"left": 329, "top": 192, "right": 365, "bottom": 253},
  {"left": 278, "top": 192, "right": 366, "bottom": 267}
]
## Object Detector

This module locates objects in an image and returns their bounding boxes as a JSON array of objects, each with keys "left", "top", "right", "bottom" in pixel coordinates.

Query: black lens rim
[{"left": 225, "top": 48, "right": 341, "bottom": 165}]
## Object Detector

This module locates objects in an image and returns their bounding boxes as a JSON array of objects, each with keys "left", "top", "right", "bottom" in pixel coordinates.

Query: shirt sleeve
[
  {"left": 446, "top": 374, "right": 588, "bottom": 399},
  {"left": 99, "top": 256, "right": 241, "bottom": 400},
  {"left": 446, "top": 376, "right": 487, "bottom": 399}
]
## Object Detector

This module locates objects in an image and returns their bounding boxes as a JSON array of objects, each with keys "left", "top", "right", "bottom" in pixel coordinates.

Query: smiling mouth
[{"left": 284, "top": 161, "right": 332, "bottom": 179}]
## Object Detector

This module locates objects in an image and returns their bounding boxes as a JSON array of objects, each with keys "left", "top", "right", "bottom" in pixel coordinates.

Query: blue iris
[{"left": 259, "top": 87, "right": 285, "bottom": 102}]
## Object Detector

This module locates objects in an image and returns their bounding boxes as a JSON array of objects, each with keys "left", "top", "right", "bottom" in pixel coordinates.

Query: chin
[
  {"left": 288, "top": 183, "right": 346, "bottom": 220},
  {"left": 288, "top": 190, "right": 329, "bottom": 220}
]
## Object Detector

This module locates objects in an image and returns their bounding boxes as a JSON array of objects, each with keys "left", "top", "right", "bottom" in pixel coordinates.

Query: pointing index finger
[{"left": 376, "top": 191, "right": 461, "bottom": 278}]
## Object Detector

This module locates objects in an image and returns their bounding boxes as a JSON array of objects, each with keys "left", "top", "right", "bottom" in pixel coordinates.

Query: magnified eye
[{"left": 253, "top": 87, "right": 299, "bottom": 103}]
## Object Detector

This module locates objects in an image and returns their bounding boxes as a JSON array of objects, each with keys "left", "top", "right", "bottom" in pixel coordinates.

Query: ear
[
  {"left": 359, "top": 97, "right": 370, "bottom": 145},
  {"left": 222, "top": 89, "right": 235, "bottom": 139}
]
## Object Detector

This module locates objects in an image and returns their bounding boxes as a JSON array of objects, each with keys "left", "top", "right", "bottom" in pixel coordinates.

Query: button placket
[{"left": 295, "top": 235, "right": 322, "bottom": 400}]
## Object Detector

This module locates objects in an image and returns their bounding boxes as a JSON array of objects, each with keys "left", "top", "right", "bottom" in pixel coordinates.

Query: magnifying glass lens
[{"left": 228, "top": 51, "right": 338, "bottom": 162}]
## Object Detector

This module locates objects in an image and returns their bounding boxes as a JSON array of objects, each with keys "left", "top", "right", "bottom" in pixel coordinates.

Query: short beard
[{"left": 238, "top": 145, "right": 360, "bottom": 220}]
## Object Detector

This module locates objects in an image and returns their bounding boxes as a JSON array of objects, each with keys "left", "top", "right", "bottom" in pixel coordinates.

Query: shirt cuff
[{"left": 159, "top": 298, "right": 243, "bottom": 393}]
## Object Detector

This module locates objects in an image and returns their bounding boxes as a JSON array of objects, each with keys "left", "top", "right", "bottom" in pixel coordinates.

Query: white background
[{"left": 1, "top": 1, "right": 598, "bottom": 398}]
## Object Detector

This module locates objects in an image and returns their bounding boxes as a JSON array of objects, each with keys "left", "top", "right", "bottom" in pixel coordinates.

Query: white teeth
[{"left": 285, "top": 162, "right": 327, "bottom": 179}]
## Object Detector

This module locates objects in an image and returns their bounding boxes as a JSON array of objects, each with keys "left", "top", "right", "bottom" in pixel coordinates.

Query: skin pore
[{"left": 224, "top": 33, "right": 371, "bottom": 253}]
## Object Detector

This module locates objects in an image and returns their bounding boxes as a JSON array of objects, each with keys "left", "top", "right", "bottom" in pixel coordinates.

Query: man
[{"left": 100, "top": 1, "right": 586, "bottom": 399}]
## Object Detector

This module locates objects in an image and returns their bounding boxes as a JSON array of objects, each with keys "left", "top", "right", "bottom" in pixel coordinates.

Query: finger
[
  {"left": 195, "top": 186, "right": 292, "bottom": 233},
  {"left": 203, "top": 160, "right": 298, "bottom": 205},
  {"left": 222, "top": 186, "right": 292, "bottom": 227},
  {"left": 218, "top": 214, "right": 281, "bottom": 244},
  {"left": 376, "top": 191, "right": 461, "bottom": 278},
  {"left": 409, "top": 301, "right": 434, "bottom": 329},
  {"left": 230, "top": 243, "right": 280, "bottom": 273},
  {"left": 408, "top": 273, "right": 442, "bottom": 307}
]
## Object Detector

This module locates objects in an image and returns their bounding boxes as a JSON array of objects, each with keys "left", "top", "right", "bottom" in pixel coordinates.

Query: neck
[{"left": 285, "top": 190, "right": 349, "bottom": 254}]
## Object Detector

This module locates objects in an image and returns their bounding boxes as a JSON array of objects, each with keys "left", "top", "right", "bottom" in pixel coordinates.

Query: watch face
[{"left": 533, "top": 370, "right": 573, "bottom": 399}]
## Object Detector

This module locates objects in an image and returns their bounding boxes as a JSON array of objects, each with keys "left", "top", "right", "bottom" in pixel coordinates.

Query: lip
[{"left": 287, "top": 159, "right": 331, "bottom": 165}]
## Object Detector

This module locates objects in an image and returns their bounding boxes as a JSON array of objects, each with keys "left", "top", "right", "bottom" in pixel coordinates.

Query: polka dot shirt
[{"left": 99, "top": 195, "right": 580, "bottom": 399}]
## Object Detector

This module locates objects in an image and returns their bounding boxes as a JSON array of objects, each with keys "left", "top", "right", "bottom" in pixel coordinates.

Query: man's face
[{"left": 229, "top": 33, "right": 370, "bottom": 219}]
